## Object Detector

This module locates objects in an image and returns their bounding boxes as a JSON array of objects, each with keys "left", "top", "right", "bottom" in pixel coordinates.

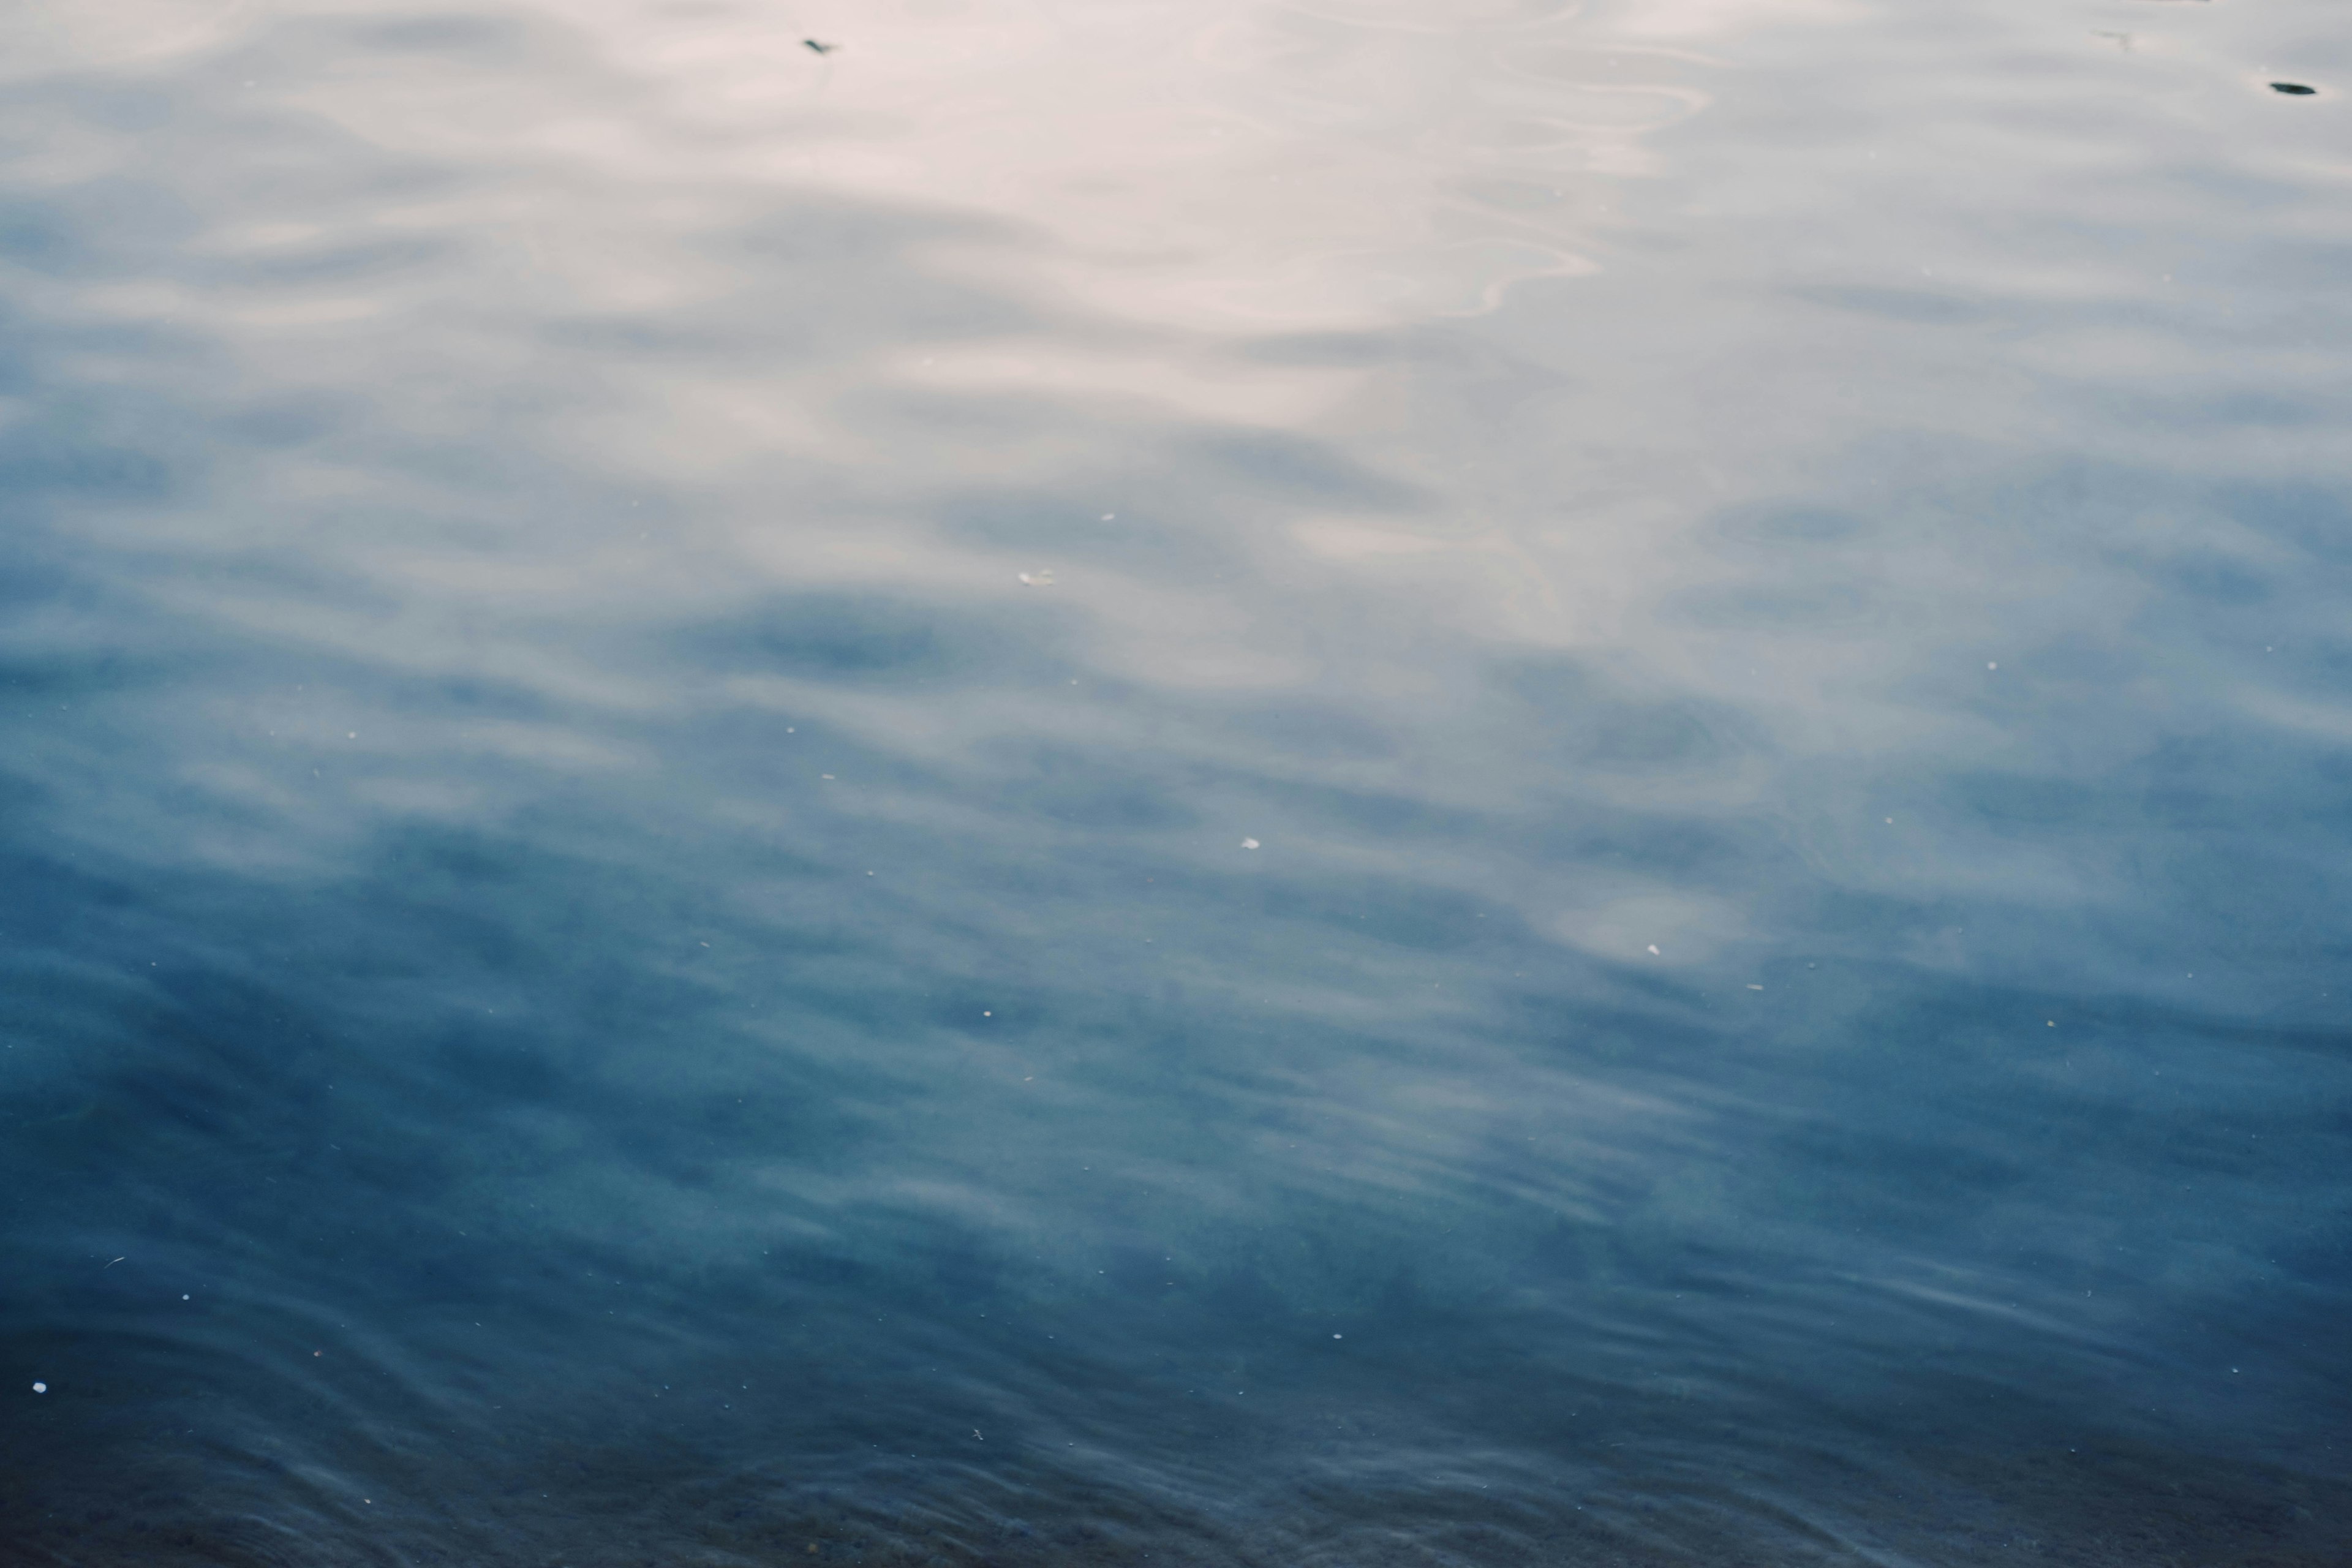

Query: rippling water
[{"left": 6, "top": 0, "right": 2351, "bottom": 1562}]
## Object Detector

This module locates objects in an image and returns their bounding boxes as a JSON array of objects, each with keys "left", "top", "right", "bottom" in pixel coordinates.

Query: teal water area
[{"left": 4, "top": 0, "right": 2351, "bottom": 1562}]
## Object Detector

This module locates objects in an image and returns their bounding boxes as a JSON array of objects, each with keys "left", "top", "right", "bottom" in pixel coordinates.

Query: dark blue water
[{"left": 6, "top": 0, "right": 2351, "bottom": 1561}]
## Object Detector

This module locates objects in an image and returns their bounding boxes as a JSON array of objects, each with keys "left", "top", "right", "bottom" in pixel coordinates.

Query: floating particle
[
  {"left": 1986, "top": 662, "right": 1997, "bottom": 670},
  {"left": 2271, "top": 81, "right": 2316, "bottom": 95},
  {"left": 1017, "top": 569, "right": 1055, "bottom": 586},
  {"left": 1647, "top": 944, "right": 1660, "bottom": 955},
  {"left": 1241, "top": 837, "right": 1261, "bottom": 850},
  {"left": 804, "top": 39, "right": 837, "bottom": 54}
]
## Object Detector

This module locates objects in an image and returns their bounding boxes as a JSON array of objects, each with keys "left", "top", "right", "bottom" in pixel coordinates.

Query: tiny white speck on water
[
  {"left": 1987, "top": 662, "right": 1997, "bottom": 670},
  {"left": 1647, "top": 944, "right": 1660, "bottom": 955},
  {"left": 31, "top": 1382, "right": 45, "bottom": 1393},
  {"left": 1241, "top": 838, "right": 1260, "bottom": 850},
  {"left": 1333, "top": 1333, "right": 1343, "bottom": 1339}
]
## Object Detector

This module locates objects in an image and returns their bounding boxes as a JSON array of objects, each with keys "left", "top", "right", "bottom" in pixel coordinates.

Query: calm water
[{"left": 5, "top": 0, "right": 2350, "bottom": 1562}]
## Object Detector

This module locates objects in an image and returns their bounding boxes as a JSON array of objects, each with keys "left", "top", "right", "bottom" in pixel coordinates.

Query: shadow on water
[{"left": 3, "top": 0, "right": 2352, "bottom": 1564}]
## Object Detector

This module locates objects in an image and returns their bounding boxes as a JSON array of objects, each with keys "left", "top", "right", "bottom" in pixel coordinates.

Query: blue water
[{"left": 5, "top": 0, "right": 2350, "bottom": 1561}]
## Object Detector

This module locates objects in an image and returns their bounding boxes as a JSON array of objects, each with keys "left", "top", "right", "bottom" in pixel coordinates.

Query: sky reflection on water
[{"left": 4, "top": 0, "right": 2351, "bottom": 1562}]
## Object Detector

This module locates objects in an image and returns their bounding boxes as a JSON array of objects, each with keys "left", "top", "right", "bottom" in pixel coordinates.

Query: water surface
[{"left": 5, "top": 0, "right": 2351, "bottom": 1562}]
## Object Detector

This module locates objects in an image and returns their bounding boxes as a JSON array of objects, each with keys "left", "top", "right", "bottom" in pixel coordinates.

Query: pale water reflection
[{"left": 3, "top": 0, "right": 2350, "bottom": 1563}]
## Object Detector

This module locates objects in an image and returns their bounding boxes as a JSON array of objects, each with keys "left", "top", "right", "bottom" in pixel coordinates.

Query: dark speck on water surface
[{"left": 2, "top": 0, "right": 2349, "bottom": 1563}]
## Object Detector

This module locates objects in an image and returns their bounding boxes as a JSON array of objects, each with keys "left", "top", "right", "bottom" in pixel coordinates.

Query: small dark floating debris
[
  {"left": 2269, "top": 82, "right": 2316, "bottom": 95},
  {"left": 804, "top": 39, "right": 839, "bottom": 54}
]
